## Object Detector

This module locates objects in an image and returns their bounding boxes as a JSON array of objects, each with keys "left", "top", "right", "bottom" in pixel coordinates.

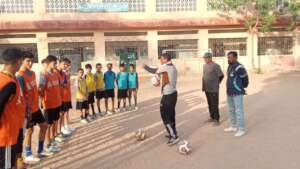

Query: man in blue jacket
[{"left": 224, "top": 51, "right": 249, "bottom": 137}]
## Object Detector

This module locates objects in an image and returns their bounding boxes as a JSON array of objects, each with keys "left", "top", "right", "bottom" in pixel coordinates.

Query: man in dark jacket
[
  {"left": 224, "top": 51, "right": 249, "bottom": 137},
  {"left": 202, "top": 52, "right": 224, "bottom": 126}
]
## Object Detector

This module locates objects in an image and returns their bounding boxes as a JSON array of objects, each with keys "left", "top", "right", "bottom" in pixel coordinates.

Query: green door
[{"left": 119, "top": 49, "right": 137, "bottom": 72}]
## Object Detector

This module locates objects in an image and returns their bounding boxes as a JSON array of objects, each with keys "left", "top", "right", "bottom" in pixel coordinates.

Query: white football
[
  {"left": 178, "top": 140, "right": 192, "bottom": 155},
  {"left": 151, "top": 75, "right": 160, "bottom": 87},
  {"left": 135, "top": 129, "right": 146, "bottom": 141}
]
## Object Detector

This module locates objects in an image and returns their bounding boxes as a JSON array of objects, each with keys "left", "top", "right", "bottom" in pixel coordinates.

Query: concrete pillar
[
  {"left": 198, "top": 29, "right": 209, "bottom": 56},
  {"left": 94, "top": 31, "right": 106, "bottom": 64},
  {"left": 198, "top": 0, "right": 207, "bottom": 16},
  {"left": 247, "top": 33, "right": 258, "bottom": 70},
  {"left": 145, "top": 0, "right": 156, "bottom": 13},
  {"left": 294, "top": 32, "right": 300, "bottom": 68},
  {"left": 34, "top": 0, "right": 46, "bottom": 15},
  {"left": 36, "top": 33, "right": 48, "bottom": 63},
  {"left": 147, "top": 31, "right": 158, "bottom": 65}
]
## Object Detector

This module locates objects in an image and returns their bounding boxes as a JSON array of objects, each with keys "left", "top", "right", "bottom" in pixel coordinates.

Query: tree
[{"left": 207, "top": 0, "right": 300, "bottom": 73}]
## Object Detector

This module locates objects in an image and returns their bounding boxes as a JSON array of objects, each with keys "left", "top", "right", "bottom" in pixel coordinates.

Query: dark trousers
[
  {"left": 160, "top": 92, "right": 178, "bottom": 138},
  {"left": 205, "top": 92, "right": 220, "bottom": 121}
]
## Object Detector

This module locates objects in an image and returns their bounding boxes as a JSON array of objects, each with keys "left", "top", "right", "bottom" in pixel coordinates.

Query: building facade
[{"left": 0, "top": 0, "right": 299, "bottom": 74}]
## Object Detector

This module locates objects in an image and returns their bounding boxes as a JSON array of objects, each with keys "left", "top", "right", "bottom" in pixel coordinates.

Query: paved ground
[{"left": 30, "top": 70, "right": 300, "bottom": 169}]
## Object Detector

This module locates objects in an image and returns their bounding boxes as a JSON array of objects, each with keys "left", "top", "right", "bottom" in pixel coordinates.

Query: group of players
[{"left": 0, "top": 47, "right": 139, "bottom": 169}]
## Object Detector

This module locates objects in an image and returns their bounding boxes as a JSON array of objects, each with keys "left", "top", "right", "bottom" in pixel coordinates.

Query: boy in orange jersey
[
  {"left": 17, "top": 51, "right": 51, "bottom": 164},
  {"left": 39, "top": 55, "right": 62, "bottom": 153},
  {"left": 0, "top": 48, "right": 26, "bottom": 169}
]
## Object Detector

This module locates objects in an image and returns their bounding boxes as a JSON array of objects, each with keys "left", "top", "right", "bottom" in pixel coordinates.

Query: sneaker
[
  {"left": 167, "top": 137, "right": 180, "bottom": 146},
  {"left": 224, "top": 127, "right": 238, "bottom": 132},
  {"left": 134, "top": 106, "right": 138, "bottom": 111},
  {"left": 66, "top": 127, "right": 75, "bottom": 132},
  {"left": 50, "top": 140, "right": 60, "bottom": 146},
  {"left": 47, "top": 146, "right": 61, "bottom": 153},
  {"left": 24, "top": 155, "right": 40, "bottom": 164},
  {"left": 101, "top": 111, "right": 107, "bottom": 116},
  {"left": 115, "top": 108, "right": 120, "bottom": 113},
  {"left": 106, "top": 111, "right": 113, "bottom": 115},
  {"left": 61, "top": 129, "right": 72, "bottom": 136},
  {"left": 38, "top": 151, "right": 54, "bottom": 158},
  {"left": 80, "top": 118, "right": 89, "bottom": 124},
  {"left": 54, "top": 136, "right": 65, "bottom": 143},
  {"left": 165, "top": 135, "right": 171, "bottom": 139},
  {"left": 234, "top": 130, "right": 246, "bottom": 137}
]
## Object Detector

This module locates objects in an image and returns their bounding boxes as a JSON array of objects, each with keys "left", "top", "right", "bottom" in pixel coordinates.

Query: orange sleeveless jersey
[
  {"left": 0, "top": 72, "right": 26, "bottom": 146},
  {"left": 18, "top": 70, "right": 39, "bottom": 113},
  {"left": 41, "top": 71, "right": 62, "bottom": 109},
  {"left": 62, "top": 73, "right": 71, "bottom": 102}
]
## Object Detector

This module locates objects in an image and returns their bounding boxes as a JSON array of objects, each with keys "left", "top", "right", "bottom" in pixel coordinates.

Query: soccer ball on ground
[
  {"left": 178, "top": 140, "right": 192, "bottom": 155},
  {"left": 135, "top": 129, "right": 147, "bottom": 141}
]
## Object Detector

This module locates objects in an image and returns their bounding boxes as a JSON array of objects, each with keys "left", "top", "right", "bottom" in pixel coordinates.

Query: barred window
[
  {"left": 158, "top": 39, "right": 198, "bottom": 59},
  {"left": 258, "top": 37, "right": 294, "bottom": 55},
  {"left": 102, "top": 0, "right": 145, "bottom": 12},
  {"left": 0, "top": 44, "right": 38, "bottom": 62},
  {"left": 46, "top": 0, "right": 91, "bottom": 13},
  {"left": 156, "top": 0, "right": 197, "bottom": 12},
  {"left": 209, "top": 38, "right": 247, "bottom": 57},
  {"left": 48, "top": 42, "right": 95, "bottom": 74},
  {"left": 105, "top": 41, "right": 148, "bottom": 61},
  {"left": 0, "top": 0, "right": 34, "bottom": 14}
]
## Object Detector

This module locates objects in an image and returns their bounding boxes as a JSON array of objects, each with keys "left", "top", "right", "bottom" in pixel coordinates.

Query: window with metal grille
[
  {"left": 46, "top": 0, "right": 91, "bottom": 13},
  {"left": 258, "top": 37, "right": 294, "bottom": 55},
  {"left": 0, "top": 0, "right": 34, "bottom": 14},
  {"left": 158, "top": 39, "right": 198, "bottom": 59},
  {"left": 102, "top": 0, "right": 145, "bottom": 12},
  {"left": 209, "top": 38, "right": 247, "bottom": 57},
  {"left": 105, "top": 41, "right": 148, "bottom": 61},
  {"left": 156, "top": 0, "right": 197, "bottom": 12},
  {"left": 0, "top": 44, "right": 38, "bottom": 62},
  {"left": 48, "top": 42, "right": 95, "bottom": 74}
]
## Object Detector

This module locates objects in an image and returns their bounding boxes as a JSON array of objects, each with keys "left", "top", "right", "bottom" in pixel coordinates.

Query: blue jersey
[
  {"left": 128, "top": 72, "right": 138, "bottom": 89},
  {"left": 117, "top": 72, "right": 129, "bottom": 90},
  {"left": 104, "top": 71, "right": 116, "bottom": 90}
]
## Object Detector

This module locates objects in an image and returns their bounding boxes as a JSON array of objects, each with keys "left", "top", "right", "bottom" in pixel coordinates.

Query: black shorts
[
  {"left": 26, "top": 109, "right": 46, "bottom": 129},
  {"left": 96, "top": 90, "right": 105, "bottom": 100},
  {"left": 118, "top": 89, "right": 128, "bottom": 99},
  {"left": 0, "top": 145, "right": 17, "bottom": 169},
  {"left": 88, "top": 92, "right": 95, "bottom": 104},
  {"left": 44, "top": 107, "right": 60, "bottom": 125},
  {"left": 16, "top": 129, "right": 23, "bottom": 154},
  {"left": 76, "top": 101, "right": 89, "bottom": 110},
  {"left": 61, "top": 101, "right": 72, "bottom": 112},
  {"left": 105, "top": 89, "right": 115, "bottom": 99}
]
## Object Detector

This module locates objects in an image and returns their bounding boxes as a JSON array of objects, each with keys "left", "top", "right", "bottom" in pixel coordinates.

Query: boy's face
[
  {"left": 120, "top": 66, "right": 125, "bottom": 72},
  {"left": 160, "top": 57, "right": 168, "bottom": 64},
  {"left": 48, "top": 61, "right": 57, "bottom": 70},
  {"left": 96, "top": 65, "right": 102, "bottom": 72},
  {"left": 129, "top": 66, "right": 134, "bottom": 72},
  {"left": 60, "top": 62, "right": 69, "bottom": 70},
  {"left": 107, "top": 64, "right": 112, "bottom": 70},
  {"left": 23, "top": 58, "right": 33, "bottom": 70},
  {"left": 78, "top": 70, "right": 84, "bottom": 77},
  {"left": 86, "top": 67, "right": 92, "bottom": 73}
]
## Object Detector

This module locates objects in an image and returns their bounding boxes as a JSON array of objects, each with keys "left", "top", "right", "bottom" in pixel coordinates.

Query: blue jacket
[{"left": 226, "top": 62, "right": 249, "bottom": 96}]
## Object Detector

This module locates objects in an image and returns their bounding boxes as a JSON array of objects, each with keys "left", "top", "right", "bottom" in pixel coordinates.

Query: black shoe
[
  {"left": 165, "top": 135, "right": 171, "bottom": 139},
  {"left": 167, "top": 136, "right": 180, "bottom": 146}
]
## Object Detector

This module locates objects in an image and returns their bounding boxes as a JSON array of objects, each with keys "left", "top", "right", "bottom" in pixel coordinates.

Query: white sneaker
[
  {"left": 224, "top": 127, "right": 238, "bottom": 132},
  {"left": 47, "top": 146, "right": 61, "bottom": 153},
  {"left": 61, "top": 129, "right": 72, "bottom": 136},
  {"left": 234, "top": 130, "right": 246, "bottom": 137},
  {"left": 106, "top": 111, "right": 113, "bottom": 115},
  {"left": 24, "top": 155, "right": 40, "bottom": 163},
  {"left": 38, "top": 151, "right": 54, "bottom": 158},
  {"left": 66, "top": 127, "right": 75, "bottom": 132},
  {"left": 115, "top": 109, "right": 120, "bottom": 113},
  {"left": 134, "top": 106, "right": 138, "bottom": 111},
  {"left": 80, "top": 119, "right": 89, "bottom": 124}
]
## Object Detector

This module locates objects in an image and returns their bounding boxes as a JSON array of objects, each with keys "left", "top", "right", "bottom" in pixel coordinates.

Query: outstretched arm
[{"left": 143, "top": 64, "right": 158, "bottom": 74}]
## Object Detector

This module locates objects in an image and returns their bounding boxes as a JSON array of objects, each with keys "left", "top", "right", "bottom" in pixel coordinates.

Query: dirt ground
[{"left": 29, "top": 69, "right": 300, "bottom": 169}]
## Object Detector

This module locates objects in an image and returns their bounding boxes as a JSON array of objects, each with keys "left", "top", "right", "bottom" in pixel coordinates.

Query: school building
[{"left": 0, "top": 0, "right": 300, "bottom": 74}]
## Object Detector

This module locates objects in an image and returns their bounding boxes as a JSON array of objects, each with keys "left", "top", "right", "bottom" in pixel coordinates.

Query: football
[
  {"left": 151, "top": 75, "right": 160, "bottom": 87},
  {"left": 135, "top": 129, "right": 147, "bottom": 141},
  {"left": 178, "top": 140, "right": 192, "bottom": 155}
]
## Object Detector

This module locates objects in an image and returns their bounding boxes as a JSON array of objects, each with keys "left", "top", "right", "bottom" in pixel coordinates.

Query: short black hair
[
  {"left": 41, "top": 58, "right": 48, "bottom": 64},
  {"left": 0, "top": 47, "right": 23, "bottom": 64},
  {"left": 119, "top": 63, "right": 125, "bottom": 67},
  {"left": 46, "top": 55, "right": 58, "bottom": 63},
  {"left": 22, "top": 51, "right": 34, "bottom": 60},
  {"left": 129, "top": 64, "right": 135, "bottom": 68},
  {"left": 107, "top": 63, "right": 113, "bottom": 66},
  {"left": 227, "top": 51, "right": 238, "bottom": 58},
  {"left": 85, "top": 64, "right": 92, "bottom": 69},
  {"left": 78, "top": 68, "right": 84, "bottom": 72},
  {"left": 96, "top": 63, "right": 102, "bottom": 67},
  {"left": 161, "top": 52, "right": 172, "bottom": 61},
  {"left": 60, "top": 57, "right": 71, "bottom": 64}
]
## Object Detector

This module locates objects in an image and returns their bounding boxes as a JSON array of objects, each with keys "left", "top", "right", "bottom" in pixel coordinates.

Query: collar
[{"left": 1, "top": 70, "right": 14, "bottom": 78}]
